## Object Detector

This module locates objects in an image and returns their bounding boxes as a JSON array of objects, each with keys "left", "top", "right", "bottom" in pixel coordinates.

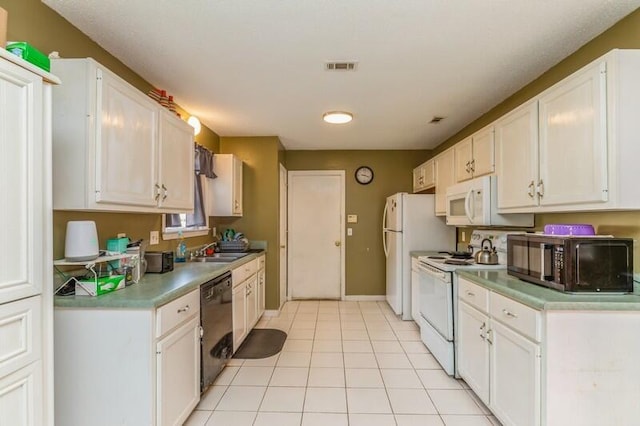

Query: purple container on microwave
[{"left": 543, "top": 223, "right": 596, "bottom": 236}]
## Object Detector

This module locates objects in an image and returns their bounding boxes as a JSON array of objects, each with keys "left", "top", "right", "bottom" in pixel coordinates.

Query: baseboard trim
[
  {"left": 263, "top": 309, "right": 280, "bottom": 317},
  {"left": 343, "top": 295, "right": 386, "bottom": 302}
]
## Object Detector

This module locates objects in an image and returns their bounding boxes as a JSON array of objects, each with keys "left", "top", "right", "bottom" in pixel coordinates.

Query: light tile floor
[{"left": 184, "top": 300, "right": 502, "bottom": 426}]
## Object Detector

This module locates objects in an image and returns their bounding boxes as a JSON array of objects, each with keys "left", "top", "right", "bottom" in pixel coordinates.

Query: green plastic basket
[{"left": 5, "top": 42, "right": 50, "bottom": 72}]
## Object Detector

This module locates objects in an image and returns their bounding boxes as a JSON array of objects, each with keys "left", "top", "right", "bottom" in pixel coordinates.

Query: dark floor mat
[{"left": 232, "top": 328, "right": 288, "bottom": 359}]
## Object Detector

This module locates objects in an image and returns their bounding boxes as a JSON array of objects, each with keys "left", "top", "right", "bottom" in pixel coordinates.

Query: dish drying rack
[{"left": 53, "top": 253, "right": 139, "bottom": 296}]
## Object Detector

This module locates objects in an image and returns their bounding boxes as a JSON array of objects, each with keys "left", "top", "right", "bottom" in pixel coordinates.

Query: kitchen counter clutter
[
  {"left": 458, "top": 269, "right": 640, "bottom": 311},
  {"left": 54, "top": 250, "right": 264, "bottom": 309}
]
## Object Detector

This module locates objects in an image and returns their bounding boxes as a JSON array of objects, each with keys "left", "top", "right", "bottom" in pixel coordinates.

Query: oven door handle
[
  {"left": 540, "top": 243, "right": 554, "bottom": 281},
  {"left": 464, "top": 189, "right": 474, "bottom": 224},
  {"left": 416, "top": 262, "right": 448, "bottom": 282}
]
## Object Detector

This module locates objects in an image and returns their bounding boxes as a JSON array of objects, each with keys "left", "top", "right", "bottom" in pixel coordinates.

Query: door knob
[{"left": 335, "top": 241, "right": 341, "bottom": 247}]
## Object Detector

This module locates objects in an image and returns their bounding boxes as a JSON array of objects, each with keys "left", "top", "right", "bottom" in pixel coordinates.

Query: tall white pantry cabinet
[{"left": 0, "top": 50, "right": 59, "bottom": 425}]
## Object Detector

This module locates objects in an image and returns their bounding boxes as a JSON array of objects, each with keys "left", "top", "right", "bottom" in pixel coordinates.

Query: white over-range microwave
[{"left": 445, "top": 176, "right": 534, "bottom": 227}]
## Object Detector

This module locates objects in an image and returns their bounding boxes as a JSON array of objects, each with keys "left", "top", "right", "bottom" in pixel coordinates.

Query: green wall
[
  {"left": 217, "top": 137, "right": 282, "bottom": 309},
  {"left": 2, "top": 0, "right": 220, "bottom": 257},
  {"left": 285, "top": 150, "right": 430, "bottom": 296},
  {"left": 443, "top": 8, "right": 640, "bottom": 272}
]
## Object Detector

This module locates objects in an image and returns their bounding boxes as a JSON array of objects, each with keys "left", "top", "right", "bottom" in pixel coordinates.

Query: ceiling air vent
[
  {"left": 429, "top": 116, "right": 445, "bottom": 124},
  {"left": 325, "top": 61, "right": 358, "bottom": 71}
]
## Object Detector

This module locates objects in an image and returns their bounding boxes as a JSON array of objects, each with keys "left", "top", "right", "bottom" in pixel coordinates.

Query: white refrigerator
[{"left": 383, "top": 193, "right": 455, "bottom": 320}]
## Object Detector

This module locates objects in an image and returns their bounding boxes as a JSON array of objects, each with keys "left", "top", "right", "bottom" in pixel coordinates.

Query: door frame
[
  {"left": 279, "top": 163, "right": 288, "bottom": 308},
  {"left": 287, "top": 170, "right": 346, "bottom": 301}
]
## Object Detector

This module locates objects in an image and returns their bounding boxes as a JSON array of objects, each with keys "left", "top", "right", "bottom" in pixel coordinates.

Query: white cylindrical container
[{"left": 65, "top": 221, "right": 99, "bottom": 261}]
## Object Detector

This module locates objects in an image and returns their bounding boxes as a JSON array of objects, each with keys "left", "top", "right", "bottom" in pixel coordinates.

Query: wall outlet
[
  {"left": 117, "top": 233, "right": 126, "bottom": 238},
  {"left": 461, "top": 231, "right": 466, "bottom": 242},
  {"left": 347, "top": 214, "right": 358, "bottom": 223},
  {"left": 212, "top": 227, "right": 217, "bottom": 237},
  {"left": 150, "top": 231, "right": 159, "bottom": 245}
]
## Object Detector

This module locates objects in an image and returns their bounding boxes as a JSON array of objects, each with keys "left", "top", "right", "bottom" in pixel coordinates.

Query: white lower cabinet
[
  {"left": 457, "top": 302, "right": 490, "bottom": 403},
  {"left": 156, "top": 316, "right": 201, "bottom": 426},
  {"left": 257, "top": 266, "right": 266, "bottom": 318},
  {"left": 0, "top": 361, "right": 43, "bottom": 426},
  {"left": 232, "top": 256, "right": 266, "bottom": 352},
  {"left": 490, "top": 320, "right": 540, "bottom": 426},
  {"left": 54, "top": 289, "right": 200, "bottom": 426},
  {"left": 457, "top": 277, "right": 540, "bottom": 426},
  {"left": 232, "top": 280, "right": 248, "bottom": 351},
  {"left": 245, "top": 275, "right": 258, "bottom": 330}
]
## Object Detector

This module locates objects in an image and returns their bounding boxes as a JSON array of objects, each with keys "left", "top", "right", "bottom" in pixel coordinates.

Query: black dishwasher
[{"left": 200, "top": 271, "right": 233, "bottom": 393}]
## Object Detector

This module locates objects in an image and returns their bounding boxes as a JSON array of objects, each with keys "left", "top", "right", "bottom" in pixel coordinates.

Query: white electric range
[{"left": 413, "top": 230, "right": 511, "bottom": 376}]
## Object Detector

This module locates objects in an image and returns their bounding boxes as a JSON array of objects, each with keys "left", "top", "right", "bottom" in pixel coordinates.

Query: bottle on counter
[{"left": 175, "top": 231, "right": 187, "bottom": 263}]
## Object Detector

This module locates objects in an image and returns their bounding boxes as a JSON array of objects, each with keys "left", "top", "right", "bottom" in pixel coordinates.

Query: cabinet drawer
[
  {"left": 232, "top": 259, "right": 258, "bottom": 286},
  {"left": 489, "top": 292, "right": 541, "bottom": 342},
  {"left": 156, "top": 289, "right": 200, "bottom": 338},
  {"left": 458, "top": 278, "right": 489, "bottom": 313},
  {"left": 0, "top": 296, "right": 41, "bottom": 378}
]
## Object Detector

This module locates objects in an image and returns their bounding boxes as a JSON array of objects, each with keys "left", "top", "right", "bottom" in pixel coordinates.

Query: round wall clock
[{"left": 355, "top": 166, "right": 374, "bottom": 185}]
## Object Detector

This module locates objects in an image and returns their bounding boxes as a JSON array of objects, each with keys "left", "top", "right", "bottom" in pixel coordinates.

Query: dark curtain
[{"left": 166, "top": 145, "right": 216, "bottom": 227}]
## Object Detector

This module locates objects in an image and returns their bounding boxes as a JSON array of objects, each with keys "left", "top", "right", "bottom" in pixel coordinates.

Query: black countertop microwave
[{"left": 507, "top": 234, "right": 634, "bottom": 293}]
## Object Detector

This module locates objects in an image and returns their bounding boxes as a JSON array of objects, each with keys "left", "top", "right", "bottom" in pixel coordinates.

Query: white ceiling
[{"left": 43, "top": 0, "right": 640, "bottom": 150}]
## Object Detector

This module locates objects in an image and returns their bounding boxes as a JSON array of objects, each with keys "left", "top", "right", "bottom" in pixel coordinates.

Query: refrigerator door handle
[{"left": 382, "top": 202, "right": 389, "bottom": 257}]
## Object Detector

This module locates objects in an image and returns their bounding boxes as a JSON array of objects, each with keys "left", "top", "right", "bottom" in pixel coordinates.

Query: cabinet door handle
[
  {"left": 155, "top": 183, "right": 161, "bottom": 201},
  {"left": 465, "top": 161, "right": 470, "bottom": 173},
  {"left": 162, "top": 184, "right": 168, "bottom": 201},
  {"left": 527, "top": 181, "right": 535, "bottom": 198},
  {"left": 466, "top": 291, "right": 475, "bottom": 297},
  {"left": 479, "top": 322, "right": 486, "bottom": 340},
  {"left": 537, "top": 180, "right": 544, "bottom": 197},
  {"left": 486, "top": 329, "right": 493, "bottom": 345},
  {"left": 470, "top": 159, "right": 475, "bottom": 173},
  {"left": 177, "top": 305, "right": 190, "bottom": 313},
  {"left": 502, "top": 309, "right": 518, "bottom": 319}
]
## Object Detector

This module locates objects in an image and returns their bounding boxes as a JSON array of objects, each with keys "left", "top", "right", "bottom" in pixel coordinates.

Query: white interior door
[
  {"left": 288, "top": 171, "right": 344, "bottom": 300},
  {"left": 279, "top": 164, "right": 288, "bottom": 308}
]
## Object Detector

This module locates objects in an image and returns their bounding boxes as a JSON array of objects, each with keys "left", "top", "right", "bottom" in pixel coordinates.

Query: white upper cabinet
[
  {"left": 208, "top": 154, "right": 243, "bottom": 216},
  {"left": 496, "top": 49, "right": 640, "bottom": 213},
  {"left": 434, "top": 148, "right": 455, "bottom": 216},
  {"left": 158, "top": 110, "right": 194, "bottom": 210},
  {"left": 495, "top": 100, "right": 539, "bottom": 210},
  {"left": 454, "top": 125, "right": 495, "bottom": 183},
  {"left": 538, "top": 60, "right": 607, "bottom": 207},
  {"left": 0, "top": 56, "right": 44, "bottom": 304},
  {"left": 95, "top": 67, "right": 159, "bottom": 207},
  {"left": 413, "top": 159, "right": 435, "bottom": 193},
  {"left": 454, "top": 137, "right": 474, "bottom": 182},
  {"left": 51, "top": 58, "right": 194, "bottom": 213}
]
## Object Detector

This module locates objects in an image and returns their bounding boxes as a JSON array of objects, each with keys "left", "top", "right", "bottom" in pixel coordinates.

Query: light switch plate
[
  {"left": 150, "top": 231, "right": 159, "bottom": 245},
  {"left": 347, "top": 215, "right": 358, "bottom": 223},
  {"left": 117, "top": 233, "right": 126, "bottom": 238},
  {"left": 347, "top": 228, "right": 353, "bottom": 236}
]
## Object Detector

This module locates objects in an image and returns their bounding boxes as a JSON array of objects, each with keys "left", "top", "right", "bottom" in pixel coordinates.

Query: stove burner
[
  {"left": 439, "top": 251, "right": 473, "bottom": 259},
  {"left": 445, "top": 259, "right": 473, "bottom": 265},
  {"left": 427, "top": 256, "right": 446, "bottom": 260}
]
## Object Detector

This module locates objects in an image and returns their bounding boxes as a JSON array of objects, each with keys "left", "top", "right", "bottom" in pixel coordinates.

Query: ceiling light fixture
[
  {"left": 187, "top": 115, "right": 202, "bottom": 135},
  {"left": 323, "top": 111, "right": 353, "bottom": 124}
]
